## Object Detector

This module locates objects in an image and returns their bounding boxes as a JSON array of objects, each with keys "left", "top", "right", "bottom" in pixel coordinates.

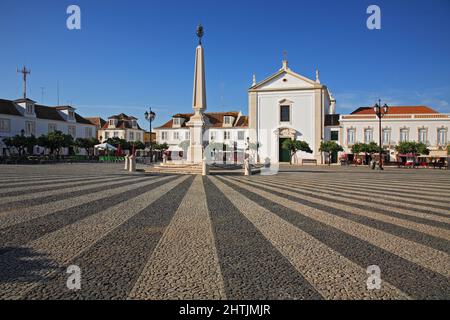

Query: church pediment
[{"left": 250, "top": 69, "right": 319, "bottom": 91}]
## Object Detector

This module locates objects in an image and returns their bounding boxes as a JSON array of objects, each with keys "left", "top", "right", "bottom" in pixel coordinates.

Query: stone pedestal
[
  {"left": 187, "top": 144, "right": 204, "bottom": 164},
  {"left": 186, "top": 113, "right": 205, "bottom": 164}
]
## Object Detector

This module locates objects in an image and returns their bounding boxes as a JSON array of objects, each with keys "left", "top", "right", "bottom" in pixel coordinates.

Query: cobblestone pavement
[{"left": 0, "top": 164, "right": 449, "bottom": 300}]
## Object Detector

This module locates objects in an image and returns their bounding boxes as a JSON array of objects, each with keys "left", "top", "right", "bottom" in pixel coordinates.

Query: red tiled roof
[
  {"left": 86, "top": 117, "right": 106, "bottom": 128},
  {"left": 74, "top": 113, "right": 95, "bottom": 125},
  {"left": 101, "top": 120, "right": 143, "bottom": 130},
  {"left": 351, "top": 106, "right": 438, "bottom": 115},
  {"left": 208, "top": 112, "right": 240, "bottom": 127},
  {"left": 235, "top": 116, "right": 248, "bottom": 127},
  {"left": 155, "top": 112, "right": 247, "bottom": 129},
  {"left": 173, "top": 113, "right": 192, "bottom": 119},
  {"left": 108, "top": 113, "right": 137, "bottom": 120}
]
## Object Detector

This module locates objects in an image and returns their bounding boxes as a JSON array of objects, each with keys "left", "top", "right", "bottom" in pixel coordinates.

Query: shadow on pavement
[{"left": 0, "top": 247, "right": 59, "bottom": 284}]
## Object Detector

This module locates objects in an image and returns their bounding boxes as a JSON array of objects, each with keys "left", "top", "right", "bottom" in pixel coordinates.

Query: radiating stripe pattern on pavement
[{"left": 0, "top": 164, "right": 448, "bottom": 300}]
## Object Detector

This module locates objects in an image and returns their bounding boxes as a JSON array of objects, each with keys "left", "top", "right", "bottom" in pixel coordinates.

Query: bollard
[
  {"left": 129, "top": 155, "right": 136, "bottom": 172},
  {"left": 124, "top": 155, "right": 130, "bottom": 171},
  {"left": 202, "top": 157, "right": 209, "bottom": 176},
  {"left": 244, "top": 158, "right": 251, "bottom": 176}
]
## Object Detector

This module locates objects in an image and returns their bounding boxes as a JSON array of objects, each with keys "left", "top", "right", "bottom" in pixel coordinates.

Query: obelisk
[{"left": 186, "top": 24, "right": 207, "bottom": 163}]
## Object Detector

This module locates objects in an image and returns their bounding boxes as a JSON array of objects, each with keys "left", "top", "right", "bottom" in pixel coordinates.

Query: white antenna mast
[{"left": 57, "top": 80, "right": 60, "bottom": 106}]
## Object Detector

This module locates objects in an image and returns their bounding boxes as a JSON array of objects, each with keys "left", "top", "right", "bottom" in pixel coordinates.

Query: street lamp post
[
  {"left": 144, "top": 107, "right": 156, "bottom": 163},
  {"left": 373, "top": 99, "right": 389, "bottom": 170}
]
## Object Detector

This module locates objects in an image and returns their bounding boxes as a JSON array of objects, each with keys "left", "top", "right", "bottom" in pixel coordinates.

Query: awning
[
  {"left": 397, "top": 153, "right": 418, "bottom": 157},
  {"left": 94, "top": 143, "right": 117, "bottom": 151},
  {"left": 429, "top": 150, "right": 448, "bottom": 157},
  {"left": 168, "top": 146, "right": 183, "bottom": 151}
]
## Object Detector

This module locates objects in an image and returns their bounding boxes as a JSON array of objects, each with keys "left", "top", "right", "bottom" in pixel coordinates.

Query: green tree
[
  {"left": 154, "top": 143, "right": 169, "bottom": 151},
  {"left": 282, "top": 139, "right": 313, "bottom": 165},
  {"left": 130, "top": 140, "right": 145, "bottom": 151},
  {"left": 105, "top": 137, "right": 130, "bottom": 150},
  {"left": 364, "top": 142, "right": 379, "bottom": 154},
  {"left": 137, "top": 141, "right": 146, "bottom": 150},
  {"left": 351, "top": 142, "right": 364, "bottom": 155},
  {"left": 351, "top": 142, "right": 379, "bottom": 165},
  {"left": 319, "top": 141, "right": 344, "bottom": 166},
  {"left": 417, "top": 142, "right": 430, "bottom": 155},
  {"left": 447, "top": 144, "right": 450, "bottom": 154},
  {"left": 38, "top": 131, "right": 74, "bottom": 157},
  {"left": 75, "top": 137, "right": 100, "bottom": 156},
  {"left": 3, "top": 134, "right": 36, "bottom": 155},
  {"left": 395, "top": 141, "right": 429, "bottom": 155},
  {"left": 145, "top": 141, "right": 156, "bottom": 149},
  {"left": 153, "top": 143, "right": 169, "bottom": 160}
]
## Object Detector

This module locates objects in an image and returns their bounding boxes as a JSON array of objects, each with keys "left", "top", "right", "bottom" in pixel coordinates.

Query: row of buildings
[
  {"left": 1, "top": 61, "right": 449, "bottom": 162},
  {"left": 153, "top": 59, "right": 450, "bottom": 164},
  {"left": 0, "top": 97, "right": 151, "bottom": 156}
]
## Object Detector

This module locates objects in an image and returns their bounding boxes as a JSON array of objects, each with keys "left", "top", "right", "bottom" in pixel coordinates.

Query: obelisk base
[{"left": 186, "top": 145, "right": 203, "bottom": 164}]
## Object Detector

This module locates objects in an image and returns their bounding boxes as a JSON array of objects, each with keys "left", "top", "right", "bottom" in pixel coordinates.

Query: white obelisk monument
[{"left": 186, "top": 24, "right": 207, "bottom": 164}]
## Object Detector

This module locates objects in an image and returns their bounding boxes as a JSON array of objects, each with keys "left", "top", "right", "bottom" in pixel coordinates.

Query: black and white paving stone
[{"left": 0, "top": 163, "right": 449, "bottom": 300}]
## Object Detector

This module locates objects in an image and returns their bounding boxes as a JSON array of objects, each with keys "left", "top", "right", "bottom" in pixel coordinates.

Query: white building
[
  {"left": 155, "top": 58, "right": 338, "bottom": 164},
  {"left": 153, "top": 53, "right": 449, "bottom": 166},
  {"left": 248, "top": 59, "right": 336, "bottom": 164},
  {"left": 98, "top": 113, "right": 145, "bottom": 143},
  {"left": 339, "top": 106, "right": 450, "bottom": 161},
  {"left": 0, "top": 98, "right": 96, "bottom": 156},
  {"left": 155, "top": 111, "right": 249, "bottom": 161}
]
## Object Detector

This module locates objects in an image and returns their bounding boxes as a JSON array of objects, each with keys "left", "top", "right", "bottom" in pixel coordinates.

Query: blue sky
[{"left": 1, "top": 0, "right": 449, "bottom": 128}]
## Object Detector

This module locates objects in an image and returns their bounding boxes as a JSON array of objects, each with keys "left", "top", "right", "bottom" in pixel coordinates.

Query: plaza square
[
  {"left": 1, "top": 1, "right": 450, "bottom": 306},
  {"left": 0, "top": 164, "right": 448, "bottom": 299}
]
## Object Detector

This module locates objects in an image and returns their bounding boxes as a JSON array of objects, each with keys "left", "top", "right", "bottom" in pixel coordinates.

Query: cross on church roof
[{"left": 282, "top": 50, "right": 289, "bottom": 70}]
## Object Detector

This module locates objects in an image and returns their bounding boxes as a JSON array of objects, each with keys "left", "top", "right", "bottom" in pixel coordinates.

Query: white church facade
[{"left": 248, "top": 60, "right": 336, "bottom": 164}]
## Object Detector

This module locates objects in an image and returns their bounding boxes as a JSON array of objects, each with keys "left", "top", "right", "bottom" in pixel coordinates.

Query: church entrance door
[{"left": 279, "top": 138, "right": 291, "bottom": 162}]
